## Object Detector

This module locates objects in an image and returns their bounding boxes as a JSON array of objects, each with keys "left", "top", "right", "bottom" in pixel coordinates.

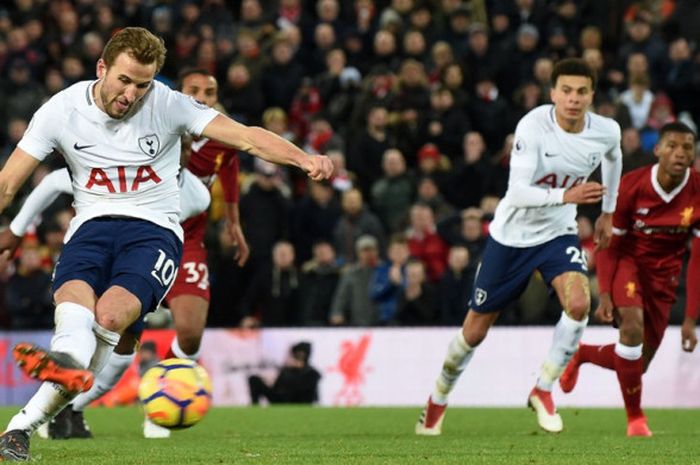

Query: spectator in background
[
  {"left": 303, "top": 114, "right": 344, "bottom": 155},
  {"left": 291, "top": 179, "right": 341, "bottom": 264},
  {"left": 665, "top": 37, "right": 698, "bottom": 121},
  {"left": 619, "top": 73, "right": 654, "bottom": 130},
  {"left": 391, "top": 59, "right": 431, "bottom": 162},
  {"left": 416, "top": 175, "right": 454, "bottom": 222},
  {"left": 402, "top": 29, "right": 429, "bottom": 64},
  {"left": 415, "top": 143, "right": 450, "bottom": 188},
  {"left": 617, "top": 14, "right": 667, "bottom": 88},
  {"left": 0, "top": 58, "right": 45, "bottom": 133},
  {"left": 333, "top": 188, "right": 385, "bottom": 265},
  {"left": 248, "top": 341, "right": 321, "bottom": 405},
  {"left": 439, "top": 245, "right": 475, "bottom": 326},
  {"left": 620, "top": 127, "right": 653, "bottom": 174},
  {"left": 1, "top": 118, "right": 28, "bottom": 163},
  {"left": 261, "top": 35, "right": 305, "bottom": 111},
  {"left": 324, "top": 66, "right": 362, "bottom": 138},
  {"left": 232, "top": 29, "right": 268, "bottom": 82},
  {"left": 262, "top": 107, "right": 296, "bottom": 144},
  {"left": 438, "top": 207, "right": 488, "bottom": 263},
  {"left": 240, "top": 159, "right": 291, "bottom": 303},
  {"left": 441, "top": 6, "right": 472, "bottom": 59},
  {"left": 371, "top": 148, "right": 415, "bottom": 234},
  {"left": 406, "top": 203, "right": 449, "bottom": 284},
  {"left": 641, "top": 93, "right": 676, "bottom": 150},
  {"left": 348, "top": 105, "right": 391, "bottom": 197},
  {"left": 289, "top": 77, "right": 322, "bottom": 143},
  {"left": 330, "top": 234, "right": 381, "bottom": 326},
  {"left": 428, "top": 41, "right": 455, "bottom": 85},
  {"left": 299, "top": 240, "right": 340, "bottom": 326},
  {"left": 426, "top": 86, "right": 471, "bottom": 158},
  {"left": 220, "top": 62, "right": 265, "bottom": 125},
  {"left": 468, "top": 75, "right": 513, "bottom": 152},
  {"left": 464, "top": 23, "right": 500, "bottom": 91},
  {"left": 5, "top": 238, "right": 53, "bottom": 329},
  {"left": 370, "top": 234, "right": 410, "bottom": 325},
  {"left": 240, "top": 241, "right": 300, "bottom": 328},
  {"left": 326, "top": 149, "right": 354, "bottom": 193},
  {"left": 444, "top": 131, "right": 493, "bottom": 208},
  {"left": 395, "top": 259, "right": 437, "bottom": 325},
  {"left": 440, "top": 62, "right": 469, "bottom": 109}
]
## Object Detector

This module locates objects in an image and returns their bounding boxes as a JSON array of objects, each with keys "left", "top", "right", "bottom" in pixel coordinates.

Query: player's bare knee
[
  {"left": 565, "top": 295, "right": 589, "bottom": 321},
  {"left": 53, "top": 280, "right": 97, "bottom": 310}
]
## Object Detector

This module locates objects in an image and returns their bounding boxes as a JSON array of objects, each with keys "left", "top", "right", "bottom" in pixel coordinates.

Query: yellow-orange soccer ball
[{"left": 138, "top": 358, "right": 212, "bottom": 429}]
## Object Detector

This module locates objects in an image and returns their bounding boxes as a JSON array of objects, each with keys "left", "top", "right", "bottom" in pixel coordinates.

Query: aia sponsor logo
[
  {"left": 85, "top": 166, "right": 162, "bottom": 192},
  {"left": 534, "top": 173, "right": 584, "bottom": 188},
  {"left": 328, "top": 334, "right": 372, "bottom": 406}
]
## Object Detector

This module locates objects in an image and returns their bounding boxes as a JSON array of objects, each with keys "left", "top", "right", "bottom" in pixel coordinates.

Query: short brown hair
[
  {"left": 102, "top": 27, "right": 166, "bottom": 72},
  {"left": 551, "top": 57, "right": 597, "bottom": 90}
]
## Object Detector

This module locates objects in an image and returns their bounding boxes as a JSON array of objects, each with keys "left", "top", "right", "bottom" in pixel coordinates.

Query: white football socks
[
  {"left": 431, "top": 330, "right": 475, "bottom": 405},
  {"left": 614, "top": 342, "right": 643, "bottom": 360},
  {"left": 72, "top": 352, "right": 135, "bottom": 412},
  {"left": 536, "top": 312, "right": 588, "bottom": 391},
  {"left": 7, "top": 383, "right": 74, "bottom": 433},
  {"left": 87, "top": 322, "right": 121, "bottom": 373},
  {"left": 50, "top": 302, "right": 97, "bottom": 369},
  {"left": 170, "top": 337, "right": 200, "bottom": 361}
]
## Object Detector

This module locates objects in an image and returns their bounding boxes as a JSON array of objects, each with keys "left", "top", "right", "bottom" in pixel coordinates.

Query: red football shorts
[
  {"left": 166, "top": 243, "right": 210, "bottom": 302},
  {"left": 610, "top": 256, "right": 678, "bottom": 352}
]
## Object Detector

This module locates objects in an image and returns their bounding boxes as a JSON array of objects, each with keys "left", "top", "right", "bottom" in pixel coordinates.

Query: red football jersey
[
  {"left": 610, "top": 165, "right": 700, "bottom": 273},
  {"left": 182, "top": 137, "right": 239, "bottom": 246}
]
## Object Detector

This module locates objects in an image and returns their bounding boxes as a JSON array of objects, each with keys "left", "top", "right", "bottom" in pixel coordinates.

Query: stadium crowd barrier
[{"left": 0, "top": 327, "right": 697, "bottom": 407}]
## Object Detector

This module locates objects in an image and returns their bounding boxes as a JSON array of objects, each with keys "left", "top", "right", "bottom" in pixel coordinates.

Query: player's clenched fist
[
  {"left": 563, "top": 181, "right": 606, "bottom": 205},
  {"left": 302, "top": 155, "right": 334, "bottom": 181}
]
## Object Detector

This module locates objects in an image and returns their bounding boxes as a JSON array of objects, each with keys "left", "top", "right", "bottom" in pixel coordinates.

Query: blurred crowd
[{"left": 0, "top": 0, "right": 699, "bottom": 329}]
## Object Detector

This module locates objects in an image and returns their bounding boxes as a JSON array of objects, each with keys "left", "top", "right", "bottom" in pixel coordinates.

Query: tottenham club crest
[
  {"left": 474, "top": 288, "right": 488, "bottom": 306},
  {"left": 139, "top": 134, "right": 160, "bottom": 157}
]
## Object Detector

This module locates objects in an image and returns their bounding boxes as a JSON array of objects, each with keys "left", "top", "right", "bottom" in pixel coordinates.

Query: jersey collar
[{"left": 650, "top": 163, "right": 690, "bottom": 203}]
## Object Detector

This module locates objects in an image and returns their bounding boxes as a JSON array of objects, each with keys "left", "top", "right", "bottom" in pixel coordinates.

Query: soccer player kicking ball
[
  {"left": 0, "top": 163, "right": 212, "bottom": 440},
  {"left": 0, "top": 27, "right": 332, "bottom": 462},
  {"left": 416, "top": 58, "right": 622, "bottom": 436},
  {"left": 559, "top": 122, "right": 699, "bottom": 437},
  {"left": 53, "top": 69, "right": 249, "bottom": 440}
]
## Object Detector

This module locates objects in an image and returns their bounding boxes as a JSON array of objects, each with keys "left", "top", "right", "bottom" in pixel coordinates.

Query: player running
[
  {"left": 416, "top": 58, "right": 622, "bottom": 435},
  {"left": 559, "top": 121, "right": 699, "bottom": 437},
  {"left": 0, "top": 27, "right": 332, "bottom": 461}
]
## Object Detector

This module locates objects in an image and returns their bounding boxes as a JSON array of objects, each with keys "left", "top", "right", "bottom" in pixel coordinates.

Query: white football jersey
[
  {"left": 9, "top": 168, "right": 210, "bottom": 237},
  {"left": 18, "top": 80, "right": 219, "bottom": 242},
  {"left": 489, "top": 105, "right": 622, "bottom": 247}
]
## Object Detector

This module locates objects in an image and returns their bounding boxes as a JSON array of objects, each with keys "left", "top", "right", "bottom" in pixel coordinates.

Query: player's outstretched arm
[
  {"left": 201, "top": 114, "right": 333, "bottom": 180},
  {"left": 681, "top": 234, "right": 700, "bottom": 352},
  {"left": 10, "top": 168, "right": 71, "bottom": 238},
  {"left": 0, "top": 148, "right": 41, "bottom": 213}
]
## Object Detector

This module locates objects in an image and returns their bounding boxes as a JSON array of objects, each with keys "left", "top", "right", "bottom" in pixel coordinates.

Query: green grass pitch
[{"left": 1, "top": 406, "right": 698, "bottom": 464}]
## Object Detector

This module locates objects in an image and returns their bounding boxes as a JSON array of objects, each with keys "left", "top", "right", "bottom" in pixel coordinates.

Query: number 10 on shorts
[{"left": 151, "top": 249, "right": 177, "bottom": 287}]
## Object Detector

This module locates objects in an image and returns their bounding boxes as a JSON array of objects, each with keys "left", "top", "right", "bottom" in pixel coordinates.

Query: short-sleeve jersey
[
  {"left": 612, "top": 164, "right": 700, "bottom": 273},
  {"left": 17, "top": 80, "right": 219, "bottom": 242},
  {"left": 182, "top": 137, "right": 239, "bottom": 246},
  {"left": 489, "top": 105, "right": 622, "bottom": 247}
]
